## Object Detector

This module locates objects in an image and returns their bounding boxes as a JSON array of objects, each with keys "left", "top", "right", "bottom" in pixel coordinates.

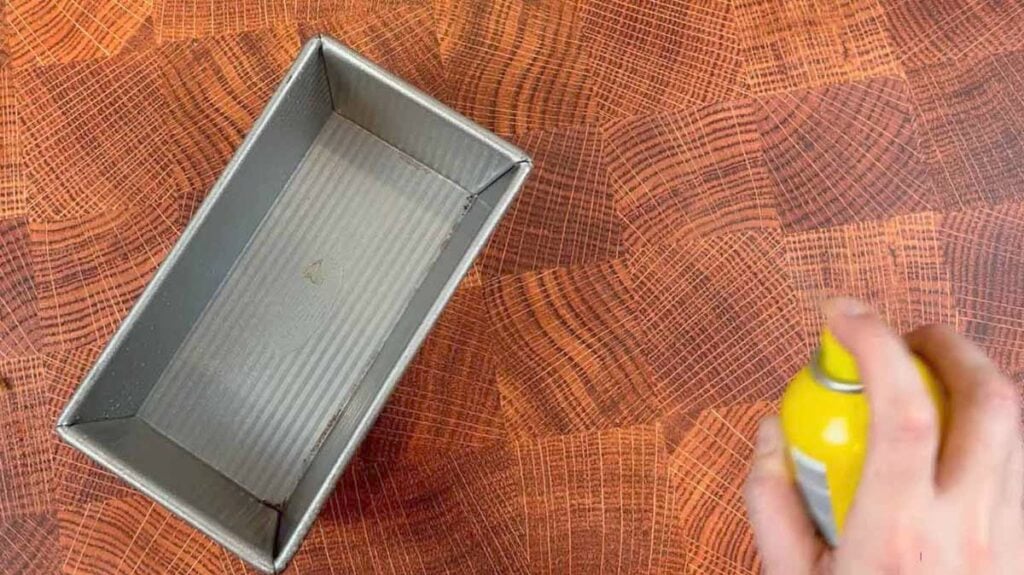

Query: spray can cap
[
  {"left": 820, "top": 329, "right": 859, "bottom": 381},
  {"left": 813, "top": 329, "right": 863, "bottom": 392}
]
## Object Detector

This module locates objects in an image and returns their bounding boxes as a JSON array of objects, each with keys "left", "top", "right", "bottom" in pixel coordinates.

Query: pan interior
[{"left": 138, "top": 112, "right": 470, "bottom": 504}]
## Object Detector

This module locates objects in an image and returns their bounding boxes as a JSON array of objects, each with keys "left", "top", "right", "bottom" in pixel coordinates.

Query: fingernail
[{"left": 823, "top": 297, "right": 870, "bottom": 319}]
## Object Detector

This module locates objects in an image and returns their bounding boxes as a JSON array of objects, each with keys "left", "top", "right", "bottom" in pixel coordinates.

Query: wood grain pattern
[
  {"left": 154, "top": 0, "right": 292, "bottom": 42},
  {"left": 58, "top": 494, "right": 251, "bottom": 575},
  {"left": 942, "top": 202, "right": 1024, "bottom": 373},
  {"left": 487, "top": 261, "right": 658, "bottom": 438},
  {"left": 153, "top": 0, "right": 396, "bottom": 42},
  {"left": 628, "top": 232, "right": 807, "bottom": 415},
  {"left": 579, "top": 0, "right": 743, "bottom": 120},
  {"left": 5, "top": 0, "right": 152, "bottom": 67},
  {"left": 438, "top": 0, "right": 595, "bottom": 135},
  {"left": 785, "top": 211, "right": 954, "bottom": 336},
  {"left": 0, "top": 4, "right": 9, "bottom": 67},
  {"left": 512, "top": 426, "right": 681, "bottom": 573},
  {"left": 760, "top": 76, "right": 939, "bottom": 231},
  {"left": 18, "top": 48, "right": 187, "bottom": 220},
  {"left": 603, "top": 99, "right": 779, "bottom": 251},
  {"left": 290, "top": 446, "right": 528, "bottom": 574},
  {"left": 0, "top": 218, "right": 37, "bottom": 357},
  {"left": 907, "top": 51, "right": 1024, "bottom": 211},
  {"left": 669, "top": 402, "right": 773, "bottom": 574},
  {"left": 881, "top": 0, "right": 1024, "bottom": 67},
  {"left": 2, "top": 1, "right": 1024, "bottom": 572},
  {"left": 0, "top": 357, "right": 51, "bottom": 518},
  {"left": 0, "top": 67, "right": 25, "bottom": 217},
  {"left": 0, "top": 512, "right": 60, "bottom": 574},
  {"left": 160, "top": 27, "right": 301, "bottom": 223},
  {"left": 734, "top": 0, "right": 899, "bottom": 95},
  {"left": 29, "top": 205, "right": 175, "bottom": 353},
  {"left": 479, "top": 124, "right": 623, "bottom": 277}
]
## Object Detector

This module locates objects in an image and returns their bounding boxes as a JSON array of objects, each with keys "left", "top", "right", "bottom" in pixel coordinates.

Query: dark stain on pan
[{"left": 302, "top": 259, "right": 326, "bottom": 286}]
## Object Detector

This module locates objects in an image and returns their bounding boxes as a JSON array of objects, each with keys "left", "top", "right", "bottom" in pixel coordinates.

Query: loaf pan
[{"left": 56, "top": 35, "right": 531, "bottom": 573}]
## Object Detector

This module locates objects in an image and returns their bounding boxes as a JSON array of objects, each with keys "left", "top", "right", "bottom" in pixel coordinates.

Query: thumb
[{"left": 744, "top": 416, "right": 825, "bottom": 574}]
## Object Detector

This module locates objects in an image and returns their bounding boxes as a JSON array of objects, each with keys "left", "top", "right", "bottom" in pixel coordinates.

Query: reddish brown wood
[
  {"left": 669, "top": 402, "right": 774, "bottom": 574},
  {"left": 942, "top": 203, "right": 1024, "bottom": 375},
  {"left": 784, "top": 211, "right": 955, "bottom": 336},
  {"left": 880, "top": 0, "right": 1024, "bottom": 67},
  {"left": 0, "top": 218, "right": 36, "bottom": 356},
  {"left": 438, "top": 0, "right": 595, "bottom": 135},
  {"left": 759, "top": 77, "right": 940, "bottom": 230},
  {"left": 487, "top": 261, "right": 656, "bottom": 437},
  {"left": 907, "top": 51, "right": 1024, "bottom": 210},
  {"left": 580, "top": 0, "right": 743, "bottom": 119},
  {"left": 160, "top": 26, "right": 303, "bottom": 221},
  {"left": 481, "top": 124, "right": 623, "bottom": 277},
  {"left": 628, "top": 232, "right": 807, "bottom": 413},
  {"left": 603, "top": 99, "right": 778, "bottom": 250},
  {"left": 4, "top": 0, "right": 153, "bottom": 68},
  {"left": 734, "top": 0, "right": 899, "bottom": 96},
  {"left": 0, "top": 357, "right": 50, "bottom": 517},
  {"left": 2, "top": 1, "right": 1024, "bottom": 572},
  {"left": 0, "top": 68, "right": 24, "bottom": 217}
]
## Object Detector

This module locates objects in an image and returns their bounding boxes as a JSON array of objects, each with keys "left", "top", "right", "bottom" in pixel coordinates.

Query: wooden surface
[{"left": 2, "top": 1, "right": 1024, "bottom": 573}]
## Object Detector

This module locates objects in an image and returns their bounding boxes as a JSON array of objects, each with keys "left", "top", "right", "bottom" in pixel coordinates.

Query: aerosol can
[{"left": 780, "top": 330, "right": 945, "bottom": 545}]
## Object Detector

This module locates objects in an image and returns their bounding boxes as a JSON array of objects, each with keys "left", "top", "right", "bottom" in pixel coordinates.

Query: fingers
[
  {"left": 1002, "top": 438, "right": 1024, "bottom": 531},
  {"left": 745, "top": 416, "right": 824, "bottom": 574},
  {"left": 1009, "top": 435, "right": 1024, "bottom": 505},
  {"left": 907, "top": 325, "right": 1020, "bottom": 493},
  {"left": 826, "top": 299, "right": 941, "bottom": 494}
]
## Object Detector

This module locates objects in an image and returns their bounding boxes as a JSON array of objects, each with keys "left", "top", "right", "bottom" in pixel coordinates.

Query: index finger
[{"left": 826, "top": 298, "right": 940, "bottom": 494}]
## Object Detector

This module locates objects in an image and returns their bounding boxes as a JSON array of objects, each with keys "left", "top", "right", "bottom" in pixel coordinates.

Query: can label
[{"left": 790, "top": 446, "right": 838, "bottom": 545}]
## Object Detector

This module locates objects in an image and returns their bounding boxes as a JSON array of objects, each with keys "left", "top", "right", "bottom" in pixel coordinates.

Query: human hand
[{"left": 744, "top": 299, "right": 1024, "bottom": 574}]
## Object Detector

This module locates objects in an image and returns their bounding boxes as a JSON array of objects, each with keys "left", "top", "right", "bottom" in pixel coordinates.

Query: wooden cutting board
[{"left": 2, "top": 1, "right": 1023, "bottom": 573}]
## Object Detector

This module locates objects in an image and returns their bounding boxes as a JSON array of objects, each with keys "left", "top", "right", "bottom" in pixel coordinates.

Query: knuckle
[
  {"left": 742, "top": 469, "right": 784, "bottom": 507},
  {"left": 963, "top": 533, "right": 995, "bottom": 571},
  {"left": 890, "top": 403, "right": 939, "bottom": 442},
  {"left": 742, "top": 471, "right": 770, "bottom": 501},
  {"left": 873, "top": 552, "right": 903, "bottom": 574},
  {"left": 875, "top": 528, "right": 929, "bottom": 573},
  {"left": 837, "top": 312, "right": 896, "bottom": 348},
  {"left": 901, "top": 401, "right": 937, "bottom": 431},
  {"left": 745, "top": 474, "right": 770, "bottom": 505},
  {"left": 852, "top": 319, "right": 898, "bottom": 348}
]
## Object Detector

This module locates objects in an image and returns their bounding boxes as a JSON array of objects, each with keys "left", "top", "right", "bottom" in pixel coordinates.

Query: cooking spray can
[{"left": 780, "top": 330, "right": 945, "bottom": 545}]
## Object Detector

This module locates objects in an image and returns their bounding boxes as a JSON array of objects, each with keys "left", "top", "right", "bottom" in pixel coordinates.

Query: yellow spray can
[{"left": 780, "top": 330, "right": 945, "bottom": 545}]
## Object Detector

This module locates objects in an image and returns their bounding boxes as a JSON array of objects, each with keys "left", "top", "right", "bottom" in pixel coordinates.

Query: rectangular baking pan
[{"left": 56, "top": 35, "right": 530, "bottom": 573}]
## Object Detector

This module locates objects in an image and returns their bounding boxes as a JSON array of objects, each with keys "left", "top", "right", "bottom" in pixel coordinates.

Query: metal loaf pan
[{"left": 57, "top": 35, "right": 531, "bottom": 572}]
